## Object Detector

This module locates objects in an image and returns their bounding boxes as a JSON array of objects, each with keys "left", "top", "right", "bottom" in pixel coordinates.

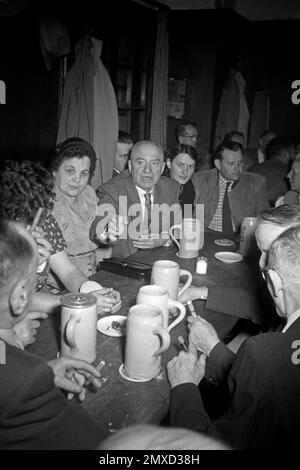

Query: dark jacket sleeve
[
  {"left": 0, "top": 358, "right": 106, "bottom": 449},
  {"left": 253, "top": 173, "right": 270, "bottom": 214},
  {"left": 205, "top": 342, "right": 236, "bottom": 385},
  {"left": 170, "top": 383, "right": 212, "bottom": 432},
  {"left": 170, "top": 338, "right": 274, "bottom": 449}
]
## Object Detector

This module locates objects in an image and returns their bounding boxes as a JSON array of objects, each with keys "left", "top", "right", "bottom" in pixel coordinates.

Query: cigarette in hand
[
  {"left": 31, "top": 207, "right": 43, "bottom": 232},
  {"left": 85, "top": 360, "right": 106, "bottom": 387},
  {"left": 177, "top": 335, "right": 189, "bottom": 352},
  {"left": 187, "top": 300, "right": 197, "bottom": 318}
]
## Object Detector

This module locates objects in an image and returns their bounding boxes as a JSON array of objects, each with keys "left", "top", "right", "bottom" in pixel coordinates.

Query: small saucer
[
  {"left": 214, "top": 239, "right": 235, "bottom": 247},
  {"left": 176, "top": 252, "right": 198, "bottom": 259},
  {"left": 97, "top": 315, "right": 127, "bottom": 337},
  {"left": 118, "top": 364, "right": 153, "bottom": 383},
  {"left": 214, "top": 251, "right": 243, "bottom": 264}
]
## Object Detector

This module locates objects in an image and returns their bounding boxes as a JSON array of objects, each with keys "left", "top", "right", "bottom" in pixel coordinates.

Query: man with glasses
[
  {"left": 180, "top": 205, "right": 300, "bottom": 360},
  {"left": 167, "top": 221, "right": 300, "bottom": 448},
  {"left": 91, "top": 141, "right": 182, "bottom": 258},
  {"left": 193, "top": 140, "right": 269, "bottom": 237},
  {"left": 175, "top": 121, "right": 199, "bottom": 148}
]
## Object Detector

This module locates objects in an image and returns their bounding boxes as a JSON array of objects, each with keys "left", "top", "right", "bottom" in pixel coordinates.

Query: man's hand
[
  {"left": 31, "top": 226, "right": 52, "bottom": 266},
  {"left": 167, "top": 344, "right": 206, "bottom": 389},
  {"left": 47, "top": 356, "right": 103, "bottom": 401},
  {"left": 107, "top": 215, "right": 127, "bottom": 242},
  {"left": 179, "top": 286, "right": 208, "bottom": 304},
  {"left": 132, "top": 235, "right": 167, "bottom": 250},
  {"left": 188, "top": 316, "right": 220, "bottom": 357},
  {"left": 92, "top": 287, "right": 122, "bottom": 314},
  {"left": 13, "top": 312, "right": 48, "bottom": 347}
]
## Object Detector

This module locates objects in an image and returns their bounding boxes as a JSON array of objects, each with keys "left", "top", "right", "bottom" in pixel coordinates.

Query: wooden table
[{"left": 27, "top": 232, "right": 262, "bottom": 433}]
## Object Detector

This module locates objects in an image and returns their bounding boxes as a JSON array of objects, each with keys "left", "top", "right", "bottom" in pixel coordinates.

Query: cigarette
[
  {"left": 31, "top": 207, "right": 43, "bottom": 231},
  {"left": 187, "top": 300, "right": 197, "bottom": 318},
  {"left": 85, "top": 359, "right": 106, "bottom": 386},
  {"left": 177, "top": 335, "right": 189, "bottom": 352}
]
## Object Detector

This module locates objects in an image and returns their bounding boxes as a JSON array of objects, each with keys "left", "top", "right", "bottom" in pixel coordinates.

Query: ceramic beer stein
[
  {"left": 123, "top": 304, "right": 170, "bottom": 381},
  {"left": 238, "top": 217, "right": 258, "bottom": 257},
  {"left": 151, "top": 260, "right": 192, "bottom": 302},
  {"left": 169, "top": 217, "right": 203, "bottom": 258},
  {"left": 60, "top": 293, "right": 97, "bottom": 363},
  {"left": 136, "top": 285, "right": 186, "bottom": 331}
]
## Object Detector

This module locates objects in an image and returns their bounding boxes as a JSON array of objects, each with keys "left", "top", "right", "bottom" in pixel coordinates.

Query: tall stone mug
[
  {"left": 136, "top": 285, "right": 186, "bottom": 332},
  {"left": 169, "top": 217, "right": 203, "bottom": 258},
  {"left": 238, "top": 217, "right": 258, "bottom": 257},
  {"left": 124, "top": 304, "right": 170, "bottom": 381},
  {"left": 151, "top": 260, "right": 192, "bottom": 302},
  {"left": 60, "top": 293, "right": 97, "bottom": 363}
]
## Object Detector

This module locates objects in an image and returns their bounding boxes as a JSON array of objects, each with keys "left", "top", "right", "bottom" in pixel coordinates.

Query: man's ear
[
  {"left": 214, "top": 158, "right": 221, "bottom": 171},
  {"left": 128, "top": 160, "right": 132, "bottom": 174},
  {"left": 160, "top": 162, "right": 165, "bottom": 175},
  {"left": 166, "top": 158, "right": 171, "bottom": 170},
  {"left": 267, "top": 268, "right": 283, "bottom": 298},
  {"left": 9, "top": 280, "right": 29, "bottom": 318}
]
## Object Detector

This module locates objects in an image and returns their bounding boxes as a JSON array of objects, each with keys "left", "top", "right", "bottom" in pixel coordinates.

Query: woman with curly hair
[{"left": 0, "top": 159, "right": 121, "bottom": 321}]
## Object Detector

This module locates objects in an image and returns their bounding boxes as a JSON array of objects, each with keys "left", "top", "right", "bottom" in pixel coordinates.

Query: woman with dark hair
[
  {"left": 50, "top": 137, "right": 114, "bottom": 281},
  {"left": 165, "top": 143, "right": 198, "bottom": 216},
  {"left": 0, "top": 158, "right": 121, "bottom": 317}
]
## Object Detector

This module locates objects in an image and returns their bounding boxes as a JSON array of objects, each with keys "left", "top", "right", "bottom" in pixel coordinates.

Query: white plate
[
  {"left": 97, "top": 315, "right": 127, "bottom": 337},
  {"left": 214, "top": 251, "right": 243, "bottom": 264}
]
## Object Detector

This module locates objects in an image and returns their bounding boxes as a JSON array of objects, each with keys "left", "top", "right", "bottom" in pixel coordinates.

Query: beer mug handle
[
  {"left": 152, "top": 325, "right": 170, "bottom": 356},
  {"left": 169, "top": 224, "right": 181, "bottom": 250},
  {"left": 65, "top": 314, "right": 81, "bottom": 349},
  {"left": 167, "top": 300, "right": 186, "bottom": 332},
  {"left": 178, "top": 269, "right": 193, "bottom": 297}
]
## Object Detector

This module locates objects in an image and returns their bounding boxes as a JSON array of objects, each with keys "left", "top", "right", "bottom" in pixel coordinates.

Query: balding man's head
[
  {"left": 98, "top": 424, "right": 229, "bottom": 450},
  {"left": 267, "top": 225, "right": 300, "bottom": 317},
  {"left": 0, "top": 219, "right": 38, "bottom": 326},
  {"left": 255, "top": 204, "right": 300, "bottom": 270},
  {"left": 128, "top": 141, "right": 165, "bottom": 191}
]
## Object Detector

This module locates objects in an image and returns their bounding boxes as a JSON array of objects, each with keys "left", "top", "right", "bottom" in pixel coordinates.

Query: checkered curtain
[{"left": 150, "top": 11, "right": 169, "bottom": 149}]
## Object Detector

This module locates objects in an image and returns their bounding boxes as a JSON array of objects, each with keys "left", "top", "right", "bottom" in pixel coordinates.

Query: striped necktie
[{"left": 144, "top": 192, "right": 152, "bottom": 232}]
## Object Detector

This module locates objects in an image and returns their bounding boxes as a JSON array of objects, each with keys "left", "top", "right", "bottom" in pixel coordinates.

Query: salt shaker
[{"left": 196, "top": 256, "right": 208, "bottom": 274}]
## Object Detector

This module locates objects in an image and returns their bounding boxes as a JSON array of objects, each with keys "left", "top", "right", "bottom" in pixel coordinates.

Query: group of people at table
[{"left": 0, "top": 126, "right": 300, "bottom": 450}]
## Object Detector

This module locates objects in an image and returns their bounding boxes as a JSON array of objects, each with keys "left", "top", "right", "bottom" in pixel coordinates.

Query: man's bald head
[
  {"left": 0, "top": 219, "right": 38, "bottom": 295},
  {"left": 98, "top": 424, "right": 229, "bottom": 450},
  {"left": 128, "top": 141, "right": 165, "bottom": 191}
]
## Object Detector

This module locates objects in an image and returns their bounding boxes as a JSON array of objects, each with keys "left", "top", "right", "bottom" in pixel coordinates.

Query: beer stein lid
[{"left": 61, "top": 292, "right": 97, "bottom": 308}]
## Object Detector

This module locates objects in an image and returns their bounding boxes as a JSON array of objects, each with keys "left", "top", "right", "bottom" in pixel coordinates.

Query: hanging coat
[{"left": 57, "top": 36, "right": 118, "bottom": 188}]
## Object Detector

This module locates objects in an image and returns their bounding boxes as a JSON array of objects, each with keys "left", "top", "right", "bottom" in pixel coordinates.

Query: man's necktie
[
  {"left": 144, "top": 192, "right": 152, "bottom": 233},
  {"left": 222, "top": 182, "right": 234, "bottom": 237}
]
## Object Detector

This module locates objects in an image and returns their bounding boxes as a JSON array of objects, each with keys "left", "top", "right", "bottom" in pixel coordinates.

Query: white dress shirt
[
  {"left": 135, "top": 185, "right": 153, "bottom": 220},
  {"left": 282, "top": 308, "right": 300, "bottom": 333}
]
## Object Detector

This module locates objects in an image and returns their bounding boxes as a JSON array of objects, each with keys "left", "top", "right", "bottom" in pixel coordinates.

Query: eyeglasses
[
  {"left": 260, "top": 267, "right": 268, "bottom": 281},
  {"left": 260, "top": 266, "right": 281, "bottom": 283},
  {"left": 181, "top": 134, "right": 198, "bottom": 142}
]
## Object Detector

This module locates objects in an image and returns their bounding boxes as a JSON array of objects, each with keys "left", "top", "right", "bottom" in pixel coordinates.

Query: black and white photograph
[{"left": 0, "top": 0, "right": 300, "bottom": 454}]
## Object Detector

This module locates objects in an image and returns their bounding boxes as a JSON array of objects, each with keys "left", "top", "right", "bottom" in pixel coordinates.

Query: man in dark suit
[
  {"left": 167, "top": 222, "right": 300, "bottom": 449},
  {"left": 0, "top": 219, "right": 106, "bottom": 449},
  {"left": 112, "top": 130, "right": 133, "bottom": 177},
  {"left": 248, "top": 136, "right": 292, "bottom": 205},
  {"left": 91, "top": 141, "right": 182, "bottom": 258}
]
